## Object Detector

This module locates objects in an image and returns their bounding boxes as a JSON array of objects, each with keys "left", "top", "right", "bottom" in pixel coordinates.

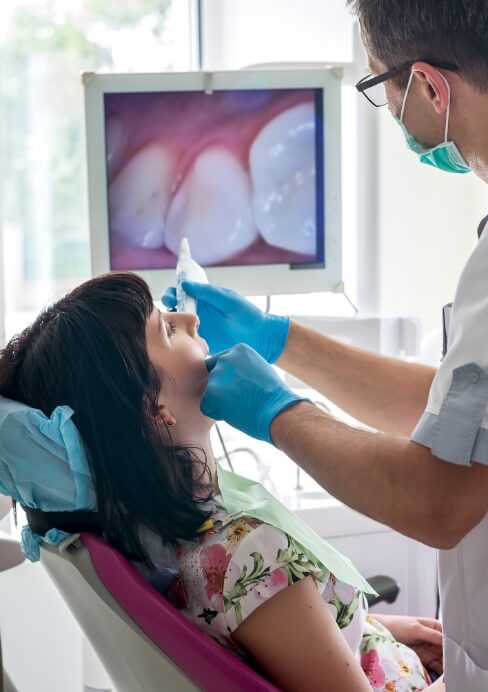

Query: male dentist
[{"left": 164, "top": 2, "right": 488, "bottom": 689}]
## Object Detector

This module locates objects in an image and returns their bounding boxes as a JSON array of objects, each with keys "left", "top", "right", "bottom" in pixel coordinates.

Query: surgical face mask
[{"left": 396, "top": 71, "right": 471, "bottom": 174}]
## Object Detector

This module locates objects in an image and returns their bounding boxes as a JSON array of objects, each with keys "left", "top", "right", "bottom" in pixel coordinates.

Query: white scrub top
[{"left": 411, "top": 215, "right": 488, "bottom": 691}]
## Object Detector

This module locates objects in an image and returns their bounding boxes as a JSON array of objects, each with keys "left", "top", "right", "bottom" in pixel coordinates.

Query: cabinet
[{"left": 292, "top": 499, "right": 438, "bottom": 617}]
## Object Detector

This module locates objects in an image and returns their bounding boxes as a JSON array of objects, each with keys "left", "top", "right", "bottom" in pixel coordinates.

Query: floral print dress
[{"left": 165, "top": 495, "right": 430, "bottom": 691}]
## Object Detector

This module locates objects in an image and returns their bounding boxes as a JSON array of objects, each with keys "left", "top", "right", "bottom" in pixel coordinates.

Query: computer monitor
[{"left": 84, "top": 68, "right": 343, "bottom": 297}]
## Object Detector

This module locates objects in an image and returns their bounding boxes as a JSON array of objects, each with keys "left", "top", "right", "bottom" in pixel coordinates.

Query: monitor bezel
[{"left": 84, "top": 68, "right": 343, "bottom": 297}]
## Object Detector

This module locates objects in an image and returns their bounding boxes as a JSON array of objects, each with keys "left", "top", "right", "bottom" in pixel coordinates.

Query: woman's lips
[{"left": 198, "top": 335, "right": 209, "bottom": 357}]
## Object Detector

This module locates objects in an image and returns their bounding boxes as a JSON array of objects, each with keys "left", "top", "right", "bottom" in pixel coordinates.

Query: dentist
[{"left": 164, "top": 2, "right": 488, "bottom": 689}]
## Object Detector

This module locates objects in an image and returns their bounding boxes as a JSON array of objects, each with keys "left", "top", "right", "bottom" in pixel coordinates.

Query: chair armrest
[{"left": 365, "top": 575, "right": 400, "bottom": 608}]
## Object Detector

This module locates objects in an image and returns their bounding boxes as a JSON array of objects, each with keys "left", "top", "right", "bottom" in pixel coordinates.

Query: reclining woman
[{"left": 0, "top": 272, "right": 443, "bottom": 692}]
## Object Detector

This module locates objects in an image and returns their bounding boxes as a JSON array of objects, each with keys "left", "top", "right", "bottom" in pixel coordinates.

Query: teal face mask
[{"left": 396, "top": 71, "right": 471, "bottom": 174}]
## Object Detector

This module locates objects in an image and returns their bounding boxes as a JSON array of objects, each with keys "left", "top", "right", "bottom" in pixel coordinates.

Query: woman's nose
[{"left": 181, "top": 312, "right": 199, "bottom": 335}]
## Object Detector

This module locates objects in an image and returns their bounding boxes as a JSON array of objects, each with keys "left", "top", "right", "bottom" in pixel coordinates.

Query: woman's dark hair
[
  {"left": 0, "top": 272, "right": 212, "bottom": 565},
  {"left": 348, "top": 0, "right": 488, "bottom": 91}
]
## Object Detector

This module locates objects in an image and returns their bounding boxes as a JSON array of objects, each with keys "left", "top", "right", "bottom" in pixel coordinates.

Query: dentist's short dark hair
[{"left": 347, "top": 0, "right": 488, "bottom": 91}]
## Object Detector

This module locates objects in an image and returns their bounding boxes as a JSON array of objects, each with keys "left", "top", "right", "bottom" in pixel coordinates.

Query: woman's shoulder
[
  {"left": 206, "top": 511, "right": 329, "bottom": 631},
  {"left": 168, "top": 504, "right": 367, "bottom": 654}
]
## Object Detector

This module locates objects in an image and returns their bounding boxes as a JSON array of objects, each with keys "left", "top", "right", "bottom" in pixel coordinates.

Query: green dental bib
[{"left": 217, "top": 463, "right": 376, "bottom": 596}]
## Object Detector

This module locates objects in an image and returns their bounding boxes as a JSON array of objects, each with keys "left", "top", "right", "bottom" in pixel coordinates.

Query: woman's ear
[
  {"left": 146, "top": 400, "right": 176, "bottom": 426},
  {"left": 157, "top": 404, "right": 177, "bottom": 427}
]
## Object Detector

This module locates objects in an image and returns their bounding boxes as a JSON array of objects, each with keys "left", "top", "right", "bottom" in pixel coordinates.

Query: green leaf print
[
  {"left": 224, "top": 535, "right": 326, "bottom": 626},
  {"left": 225, "top": 552, "right": 271, "bottom": 612},
  {"left": 247, "top": 552, "right": 266, "bottom": 579},
  {"left": 360, "top": 630, "right": 396, "bottom": 654},
  {"left": 331, "top": 591, "right": 361, "bottom": 630},
  {"left": 277, "top": 536, "right": 325, "bottom": 584},
  {"left": 233, "top": 599, "right": 243, "bottom": 627}
]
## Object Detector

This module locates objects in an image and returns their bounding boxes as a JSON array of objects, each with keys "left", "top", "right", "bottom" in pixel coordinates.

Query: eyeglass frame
[{"left": 355, "top": 60, "right": 460, "bottom": 107}]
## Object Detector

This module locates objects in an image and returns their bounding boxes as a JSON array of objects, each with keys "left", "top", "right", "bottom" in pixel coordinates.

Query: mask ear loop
[
  {"left": 401, "top": 69, "right": 452, "bottom": 143},
  {"left": 440, "top": 73, "right": 451, "bottom": 143},
  {"left": 400, "top": 70, "right": 415, "bottom": 123}
]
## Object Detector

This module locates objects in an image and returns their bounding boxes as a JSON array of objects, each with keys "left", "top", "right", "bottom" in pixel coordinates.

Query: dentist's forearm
[
  {"left": 270, "top": 401, "right": 487, "bottom": 549},
  {"left": 277, "top": 321, "right": 435, "bottom": 435}
]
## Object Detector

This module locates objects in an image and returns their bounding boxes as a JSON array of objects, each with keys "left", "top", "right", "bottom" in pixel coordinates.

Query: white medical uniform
[{"left": 411, "top": 216, "right": 488, "bottom": 692}]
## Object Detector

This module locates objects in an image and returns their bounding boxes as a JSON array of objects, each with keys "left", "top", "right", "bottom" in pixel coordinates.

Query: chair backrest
[
  {"left": 0, "top": 496, "right": 23, "bottom": 692},
  {"left": 0, "top": 497, "right": 24, "bottom": 572},
  {"left": 41, "top": 533, "right": 278, "bottom": 692},
  {"left": 0, "top": 497, "right": 11, "bottom": 523}
]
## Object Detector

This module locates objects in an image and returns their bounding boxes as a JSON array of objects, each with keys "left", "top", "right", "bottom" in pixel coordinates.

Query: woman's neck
[{"left": 171, "top": 424, "right": 217, "bottom": 488}]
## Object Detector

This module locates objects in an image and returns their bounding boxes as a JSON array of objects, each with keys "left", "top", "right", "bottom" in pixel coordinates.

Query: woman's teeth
[
  {"left": 165, "top": 147, "right": 257, "bottom": 264},
  {"left": 109, "top": 101, "right": 316, "bottom": 260},
  {"left": 106, "top": 117, "right": 128, "bottom": 179},
  {"left": 249, "top": 102, "right": 317, "bottom": 255},
  {"left": 109, "top": 142, "right": 174, "bottom": 249}
]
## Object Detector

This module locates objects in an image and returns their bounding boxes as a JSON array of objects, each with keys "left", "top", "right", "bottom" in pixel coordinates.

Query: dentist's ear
[{"left": 411, "top": 62, "right": 450, "bottom": 115}]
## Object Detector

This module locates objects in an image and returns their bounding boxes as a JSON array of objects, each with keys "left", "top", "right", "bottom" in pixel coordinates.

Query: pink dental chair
[{"left": 40, "top": 531, "right": 279, "bottom": 692}]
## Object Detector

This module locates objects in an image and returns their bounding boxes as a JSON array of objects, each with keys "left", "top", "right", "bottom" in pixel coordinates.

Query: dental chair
[
  {"left": 40, "top": 531, "right": 279, "bottom": 692},
  {"left": 40, "top": 529, "right": 399, "bottom": 692},
  {"left": 0, "top": 496, "right": 24, "bottom": 692}
]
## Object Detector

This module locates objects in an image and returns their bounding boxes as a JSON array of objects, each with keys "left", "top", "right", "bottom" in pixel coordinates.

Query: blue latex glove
[
  {"left": 201, "top": 344, "right": 308, "bottom": 444},
  {"left": 162, "top": 282, "right": 290, "bottom": 363}
]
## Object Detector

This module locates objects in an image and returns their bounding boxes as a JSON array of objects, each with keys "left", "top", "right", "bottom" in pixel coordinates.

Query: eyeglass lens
[{"left": 365, "top": 80, "right": 387, "bottom": 107}]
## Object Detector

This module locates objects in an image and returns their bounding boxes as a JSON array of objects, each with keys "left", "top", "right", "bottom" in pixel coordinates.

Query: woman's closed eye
[{"left": 166, "top": 320, "right": 177, "bottom": 338}]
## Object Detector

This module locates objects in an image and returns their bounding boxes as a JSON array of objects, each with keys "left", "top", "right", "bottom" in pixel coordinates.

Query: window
[{"left": 0, "top": 0, "right": 198, "bottom": 343}]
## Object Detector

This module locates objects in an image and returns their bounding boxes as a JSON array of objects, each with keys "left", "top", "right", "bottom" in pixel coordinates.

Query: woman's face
[{"left": 146, "top": 307, "right": 211, "bottom": 431}]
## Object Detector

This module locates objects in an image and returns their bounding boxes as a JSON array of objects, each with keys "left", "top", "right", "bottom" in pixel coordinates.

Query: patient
[{"left": 0, "top": 272, "right": 444, "bottom": 692}]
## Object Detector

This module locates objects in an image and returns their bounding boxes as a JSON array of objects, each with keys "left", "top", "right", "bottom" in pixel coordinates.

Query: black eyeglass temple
[{"left": 356, "top": 60, "right": 459, "bottom": 93}]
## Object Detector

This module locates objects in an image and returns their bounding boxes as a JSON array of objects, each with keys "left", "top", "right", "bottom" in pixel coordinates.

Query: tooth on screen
[
  {"left": 109, "top": 143, "right": 174, "bottom": 249},
  {"left": 249, "top": 102, "right": 317, "bottom": 255},
  {"left": 106, "top": 117, "right": 127, "bottom": 178},
  {"left": 165, "top": 147, "right": 257, "bottom": 264}
]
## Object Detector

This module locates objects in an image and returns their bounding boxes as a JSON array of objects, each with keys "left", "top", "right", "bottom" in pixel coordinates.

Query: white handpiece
[{"left": 176, "top": 237, "right": 209, "bottom": 314}]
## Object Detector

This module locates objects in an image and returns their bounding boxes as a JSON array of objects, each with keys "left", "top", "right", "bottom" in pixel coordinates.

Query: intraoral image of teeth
[
  {"left": 106, "top": 116, "right": 128, "bottom": 179},
  {"left": 108, "top": 142, "right": 174, "bottom": 249},
  {"left": 249, "top": 102, "right": 317, "bottom": 255},
  {"left": 165, "top": 146, "right": 257, "bottom": 264}
]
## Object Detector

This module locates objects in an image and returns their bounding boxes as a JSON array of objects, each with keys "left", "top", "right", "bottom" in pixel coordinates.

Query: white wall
[
  {"left": 201, "top": 0, "right": 354, "bottom": 69},
  {"left": 378, "top": 109, "right": 487, "bottom": 333},
  {"left": 201, "top": 0, "right": 488, "bottom": 336}
]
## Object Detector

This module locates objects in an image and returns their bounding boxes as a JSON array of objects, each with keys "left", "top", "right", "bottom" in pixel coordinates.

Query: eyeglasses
[{"left": 355, "top": 60, "right": 460, "bottom": 107}]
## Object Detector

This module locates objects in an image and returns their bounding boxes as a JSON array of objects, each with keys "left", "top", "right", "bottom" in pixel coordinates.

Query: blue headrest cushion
[{"left": 0, "top": 396, "right": 96, "bottom": 560}]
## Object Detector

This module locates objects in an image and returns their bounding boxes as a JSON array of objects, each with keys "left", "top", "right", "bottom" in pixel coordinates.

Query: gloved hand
[
  {"left": 162, "top": 282, "right": 290, "bottom": 363},
  {"left": 201, "top": 343, "right": 308, "bottom": 444}
]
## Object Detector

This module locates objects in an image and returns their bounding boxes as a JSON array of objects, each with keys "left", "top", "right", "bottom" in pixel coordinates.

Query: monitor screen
[
  {"left": 104, "top": 88, "right": 325, "bottom": 271},
  {"left": 84, "top": 69, "right": 342, "bottom": 297}
]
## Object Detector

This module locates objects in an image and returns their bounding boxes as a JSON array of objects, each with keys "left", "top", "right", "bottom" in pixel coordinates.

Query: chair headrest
[{"left": 0, "top": 395, "right": 96, "bottom": 561}]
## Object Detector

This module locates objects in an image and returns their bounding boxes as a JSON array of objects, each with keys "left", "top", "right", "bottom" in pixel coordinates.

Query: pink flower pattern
[
  {"left": 200, "top": 543, "right": 231, "bottom": 602},
  {"left": 165, "top": 497, "right": 430, "bottom": 691},
  {"left": 361, "top": 650, "right": 387, "bottom": 688}
]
